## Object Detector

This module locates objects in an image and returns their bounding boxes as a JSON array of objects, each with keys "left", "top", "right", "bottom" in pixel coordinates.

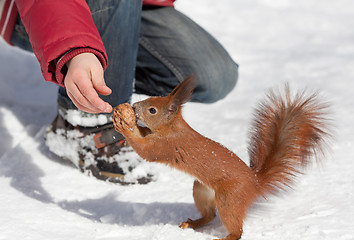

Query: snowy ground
[{"left": 1, "top": 0, "right": 354, "bottom": 239}]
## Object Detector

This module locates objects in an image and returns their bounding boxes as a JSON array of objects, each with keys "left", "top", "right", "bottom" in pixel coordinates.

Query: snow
[
  {"left": 59, "top": 108, "right": 112, "bottom": 127},
  {"left": 1, "top": 0, "right": 354, "bottom": 239}
]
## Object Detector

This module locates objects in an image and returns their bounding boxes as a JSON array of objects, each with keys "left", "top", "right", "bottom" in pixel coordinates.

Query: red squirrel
[{"left": 112, "top": 76, "right": 330, "bottom": 240}]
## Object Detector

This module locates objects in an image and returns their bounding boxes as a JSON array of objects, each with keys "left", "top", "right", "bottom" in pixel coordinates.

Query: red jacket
[{"left": 0, "top": 0, "right": 175, "bottom": 87}]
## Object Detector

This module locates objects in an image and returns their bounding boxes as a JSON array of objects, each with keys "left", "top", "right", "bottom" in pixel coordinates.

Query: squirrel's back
[{"left": 248, "top": 86, "right": 331, "bottom": 197}]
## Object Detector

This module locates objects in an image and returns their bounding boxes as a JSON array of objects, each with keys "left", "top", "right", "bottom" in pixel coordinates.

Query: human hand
[{"left": 64, "top": 52, "right": 112, "bottom": 113}]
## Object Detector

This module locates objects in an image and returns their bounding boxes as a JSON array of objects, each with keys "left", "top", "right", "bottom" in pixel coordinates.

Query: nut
[{"left": 113, "top": 103, "right": 136, "bottom": 132}]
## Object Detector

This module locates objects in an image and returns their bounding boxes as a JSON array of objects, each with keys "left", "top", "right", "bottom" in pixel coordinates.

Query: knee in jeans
[{"left": 192, "top": 63, "right": 238, "bottom": 103}]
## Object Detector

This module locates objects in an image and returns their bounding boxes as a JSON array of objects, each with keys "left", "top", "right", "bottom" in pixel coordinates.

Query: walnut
[{"left": 112, "top": 103, "right": 136, "bottom": 133}]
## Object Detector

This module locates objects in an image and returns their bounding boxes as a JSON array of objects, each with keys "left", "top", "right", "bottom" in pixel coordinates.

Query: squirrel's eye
[{"left": 149, "top": 107, "right": 157, "bottom": 114}]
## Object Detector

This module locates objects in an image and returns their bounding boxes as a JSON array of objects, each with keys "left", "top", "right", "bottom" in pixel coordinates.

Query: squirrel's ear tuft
[
  {"left": 166, "top": 75, "right": 196, "bottom": 120},
  {"left": 168, "top": 75, "right": 196, "bottom": 107}
]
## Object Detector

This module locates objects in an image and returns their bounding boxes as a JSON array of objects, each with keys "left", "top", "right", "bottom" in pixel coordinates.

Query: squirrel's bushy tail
[{"left": 248, "top": 85, "right": 331, "bottom": 197}]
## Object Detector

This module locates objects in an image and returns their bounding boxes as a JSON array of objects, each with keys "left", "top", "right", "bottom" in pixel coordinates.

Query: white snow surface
[
  {"left": 59, "top": 109, "right": 112, "bottom": 127},
  {"left": 1, "top": 1, "right": 354, "bottom": 239}
]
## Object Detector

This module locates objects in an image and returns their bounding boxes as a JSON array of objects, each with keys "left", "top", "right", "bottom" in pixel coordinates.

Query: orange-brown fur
[{"left": 112, "top": 76, "right": 330, "bottom": 240}]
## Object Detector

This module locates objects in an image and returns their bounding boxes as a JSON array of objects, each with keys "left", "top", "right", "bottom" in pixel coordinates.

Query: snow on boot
[{"left": 45, "top": 108, "right": 155, "bottom": 185}]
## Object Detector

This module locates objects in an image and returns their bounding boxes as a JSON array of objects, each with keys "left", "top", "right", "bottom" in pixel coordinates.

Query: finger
[
  {"left": 67, "top": 91, "right": 101, "bottom": 114},
  {"left": 66, "top": 80, "right": 103, "bottom": 113},
  {"left": 75, "top": 79, "right": 112, "bottom": 113},
  {"left": 66, "top": 79, "right": 95, "bottom": 110},
  {"left": 96, "top": 84, "right": 112, "bottom": 96},
  {"left": 67, "top": 89, "right": 102, "bottom": 114},
  {"left": 91, "top": 67, "right": 112, "bottom": 96}
]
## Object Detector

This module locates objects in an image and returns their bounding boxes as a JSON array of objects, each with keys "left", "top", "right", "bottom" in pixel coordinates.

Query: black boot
[{"left": 45, "top": 113, "right": 154, "bottom": 185}]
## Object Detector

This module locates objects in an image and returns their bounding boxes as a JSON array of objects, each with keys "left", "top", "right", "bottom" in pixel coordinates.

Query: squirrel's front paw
[{"left": 113, "top": 103, "right": 136, "bottom": 133}]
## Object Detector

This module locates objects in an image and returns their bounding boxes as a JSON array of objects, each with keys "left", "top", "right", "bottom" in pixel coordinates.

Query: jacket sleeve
[{"left": 14, "top": 0, "right": 108, "bottom": 87}]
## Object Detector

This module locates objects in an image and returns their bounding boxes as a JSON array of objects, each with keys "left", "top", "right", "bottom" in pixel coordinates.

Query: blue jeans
[{"left": 11, "top": 0, "right": 238, "bottom": 111}]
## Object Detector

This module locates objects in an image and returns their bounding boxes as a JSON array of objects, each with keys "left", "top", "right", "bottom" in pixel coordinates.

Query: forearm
[
  {"left": 56, "top": 47, "right": 107, "bottom": 88},
  {"left": 15, "top": 0, "right": 108, "bottom": 86}
]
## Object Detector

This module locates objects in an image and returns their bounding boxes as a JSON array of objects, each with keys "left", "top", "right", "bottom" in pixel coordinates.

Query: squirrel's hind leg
[
  {"left": 214, "top": 182, "right": 255, "bottom": 240},
  {"left": 180, "top": 180, "right": 216, "bottom": 229}
]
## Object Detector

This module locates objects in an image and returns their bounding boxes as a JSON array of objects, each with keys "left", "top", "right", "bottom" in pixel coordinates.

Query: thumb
[
  {"left": 91, "top": 67, "right": 112, "bottom": 96},
  {"left": 96, "top": 84, "right": 112, "bottom": 96}
]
